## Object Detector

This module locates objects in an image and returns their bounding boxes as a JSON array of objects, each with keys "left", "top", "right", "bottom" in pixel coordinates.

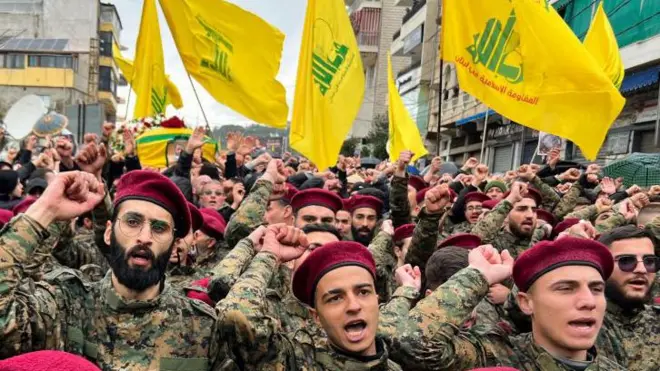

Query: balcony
[
  {"left": 440, "top": 91, "right": 488, "bottom": 126},
  {"left": 356, "top": 31, "right": 379, "bottom": 53},
  {"left": 402, "top": 0, "right": 426, "bottom": 24},
  {"left": 349, "top": 0, "right": 382, "bottom": 14}
]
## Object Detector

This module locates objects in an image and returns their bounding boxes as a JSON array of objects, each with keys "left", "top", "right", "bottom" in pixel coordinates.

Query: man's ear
[
  {"left": 517, "top": 291, "right": 534, "bottom": 316},
  {"left": 310, "top": 307, "right": 321, "bottom": 327},
  {"left": 104, "top": 220, "right": 112, "bottom": 246},
  {"left": 283, "top": 205, "right": 293, "bottom": 219}
]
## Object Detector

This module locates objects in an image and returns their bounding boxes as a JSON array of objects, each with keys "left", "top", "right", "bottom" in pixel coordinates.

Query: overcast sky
[{"left": 109, "top": 0, "right": 306, "bottom": 128}]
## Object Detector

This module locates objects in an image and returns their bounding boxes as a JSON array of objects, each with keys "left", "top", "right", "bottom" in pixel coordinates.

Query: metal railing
[
  {"left": 357, "top": 31, "right": 380, "bottom": 47},
  {"left": 397, "top": 60, "right": 422, "bottom": 78},
  {"left": 402, "top": 0, "right": 427, "bottom": 24}
]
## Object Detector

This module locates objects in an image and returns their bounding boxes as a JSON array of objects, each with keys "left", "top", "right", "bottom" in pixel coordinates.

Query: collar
[
  {"left": 606, "top": 299, "right": 644, "bottom": 321},
  {"left": 102, "top": 272, "right": 168, "bottom": 312},
  {"left": 167, "top": 264, "right": 197, "bottom": 277},
  {"left": 521, "top": 333, "right": 598, "bottom": 371},
  {"left": 317, "top": 337, "right": 393, "bottom": 370}
]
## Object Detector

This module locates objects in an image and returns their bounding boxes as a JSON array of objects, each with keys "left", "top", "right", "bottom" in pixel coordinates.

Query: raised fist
[
  {"left": 467, "top": 245, "right": 514, "bottom": 286},
  {"left": 424, "top": 184, "right": 451, "bottom": 214},
  {"left": 395, "top": 264, "right": 422, "bottom": 292}
]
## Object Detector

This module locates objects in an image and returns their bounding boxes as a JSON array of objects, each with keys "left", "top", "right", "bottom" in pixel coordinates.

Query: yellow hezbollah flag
[
  {"left": 132, "top": 0, "right": 169, "bottom": 118},
  {"left": 387, "top": 54, "right": 428, "bottom": 161},
  {"left": 113, "top": 43, "right": 184, "bottom": 110},
  {"left": 158, "top": 0, "right": 288, "bottom": 128},
  {"left": 290, "top": 0, "right": 365, "bottom": 171},
  {"left": 584, "top": 2, "right": 624, "bottom": 88},
  {"left": 136, "top": 127, "right": 218, "bottom": 169},
  {"left": 442, "top": 0, "right": 625, "bottom": 160}
]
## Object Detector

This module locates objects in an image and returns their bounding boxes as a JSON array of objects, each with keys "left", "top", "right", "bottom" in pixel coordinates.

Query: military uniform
[
  {"left": 0, "top": 215, "right": 230, "bottom": 370},
  {"left": 471, "top": 201, "right": 534, "bottom": 259},
  {"left": 389, "top": 174, "right": 412, "bottom": 228},
  {"left": 224, "top": 179, "right": 272, "bottom": 248},
  {"left": 368, "top": 230, "right": 398, "bottom": 303},
  {"left": 166, "top": 264, "right": 198, "bottom": 290},
  {"left": 552, "top": 183, "right": 582, "bottom": 220},
  {"left": 448, "top": 220, "right": 474, "bottom": 234},
  {"left": 391, "top": 268, "right": 625, "bottom": 371},
  {"left": 564, "top": 205, "right": 629, "bottom": 234},
  {"left": 404, "top": 208, "right": 441, "bottom": 276},
  {"left": 52, "top": 227, "right": 109, "bottom": 282},
  {"left": 195, "top": 244, "right": 230, "bottom": 276},
  {"left": 530, "top": 176, "right": 561, "bottom": 212}
]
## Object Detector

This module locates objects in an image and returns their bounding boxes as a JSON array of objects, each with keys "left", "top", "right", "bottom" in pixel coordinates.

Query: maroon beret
[
  {"left": 464, "top": 192, "right": 491, "bottom": 206},
  {"left": 187, "top": 202, "right": 203, "bottom": 232},
  {"left": 0, "top": 208, "right": 13, "bottom": 227},
  {"left": 199, "top": 208, "right": 226, "bottom": 240},
  {"left": 290, "top": 189, "right": 343, "bottom": 214},
  {"left": 292, "top": 241, "right": 376, "bottom": 307},
  {"left": 654, "top": 297, "right": 660, "bottom": 305},
  {"left": 12, "top": 197, "right": 37, "bottom": 216},
  {"left": 114, "top": 170, "right": 191, "bottom": 238},
  {"left": 552, "top": 218, "right": 581, "bottom": 239},
  {"left": 416, "top": 187, "right": 430, "bottom": 204},
  {"left": 482, "top": 199, "right": 499, "bottom": 210},
  {"left": 438, "top": 233, "right": 482, "bottom": 249},
  {"left": 536, "top": 209, "right": 556, "bottom": 227},
  {"left": 513, "top": 237, "right": 614, "bottom": 292},
  {"left": 0, "top": 350, "right": 101, "bottom": 371},
  {"left": 347, "top": 194, "right": 383, "bottom": 215},
  {"left": 448, "top": 188, "right": 458, "bottom": 202},
  {"left": 282, "top": 184, "right": 299, "bottom": 204},
  {"left": 394, "top": 224, "right": 415, "bottom": 243},
  {"left": 409, "top": 175, "right": 427, "bottom": 192}
]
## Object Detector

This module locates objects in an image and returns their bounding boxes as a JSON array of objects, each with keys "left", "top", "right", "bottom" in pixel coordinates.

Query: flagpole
[
  {"left": 124, "top": 85, "right": 132, "bottom": 121},
  {"left": 435, "top": 0, "right": 444, "bottom": 157},
  {"left": 479, "top": 109, "right": 490, "bottom": 162},
  {"left": 187, "top": 73, "right": 211, "bottom": 131}
]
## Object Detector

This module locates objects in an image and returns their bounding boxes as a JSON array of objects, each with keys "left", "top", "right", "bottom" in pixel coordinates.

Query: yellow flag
[
  {"left": 290, "top": 0, "right": 365, "bottom": 170},
  {"left": 132, "top": 0, "right": 169, "bottom": 118},
  {"left": 387, "top": 55, "right": 428, "bottom": 161},
  {"left": 584, "top": 2, "right": 624, "bottom": 88},
  {"left": 158, "top": 0, "right": 288, "bottom": 128},
  {"left": 113, "top": 43, "right": 184, "bottom": 110},
  {"left": 442, "top": 0, "right": 625, "bottom": 160}
]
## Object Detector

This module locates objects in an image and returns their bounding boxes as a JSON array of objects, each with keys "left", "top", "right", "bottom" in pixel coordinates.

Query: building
[
  {"left": 0, "top": 0, "right": 122, "bottom": 122},
  {"left": 428, "top": 0, "right": 660, "bottom": 170},
  {"left": 347, "top": 0, "right": 411, "bottom": 138}
]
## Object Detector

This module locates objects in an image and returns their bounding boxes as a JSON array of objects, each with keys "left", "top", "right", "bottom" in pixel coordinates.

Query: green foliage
[
  {"left": 360, "top": 145, "right": 372, "bottom": 157},
  {"left": 366, "top": 115, "right": 389, "bottom": 160},
  {"left": 340, "top": 137, "right": 361, "bottom": 156}
]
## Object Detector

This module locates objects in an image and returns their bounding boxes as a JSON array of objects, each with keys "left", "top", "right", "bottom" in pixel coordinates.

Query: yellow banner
[{"left": 584, "top": 2, "right": 624, "bottom": 88}]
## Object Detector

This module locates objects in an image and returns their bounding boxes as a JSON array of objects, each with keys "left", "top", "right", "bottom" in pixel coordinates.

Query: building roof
[{"left": 0, "top": 38, "right": 69, "bottom": 52}]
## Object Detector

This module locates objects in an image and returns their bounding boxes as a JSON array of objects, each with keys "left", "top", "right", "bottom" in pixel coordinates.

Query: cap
[
  {"left": 0, "top": 350, "right": 101, "bottom": 371},
  {"left": 185, "top": 277, "right": 214, "bottom": 307},
  {"left": 12, "top": 197, "right": 37, "bottom": 216},
  {"left": 552, "top": 218, "right": 581, "bottom": 239},
  {"left": 513, "top": 237, "right": 614, "bottom": 292},
  {"left": 484, "top": 181, "right": 507, "bottom": 193},
  {"left": 0, "top": 208, "right": 13, "bottom": 227},
  {"left": 536, "top": 209, "right": 556, "bottom": 227},
  {"left": 281, "top": 184, "right": 299, "bottom": 204},
  {"left": 464, "top": 192, "right": 491, "bottom": 205},
  {"left": 394, "top": 224, "right": 415, "bottom": 243},
  {"left": 482, "top": 199, "right": 499, "bottom": 210},
  {"left": 347, "top": 194, "right": 383, "bottom": 215},
  {"left": 199, "top": 208, "right": 226, "bottom": 240},
  {"left": 26, "top": 178, "right": 48, "bottom": 195},
  {"left": 409, "top": 176, "right": 427, "bottom": 192},
  {"left": 290, "top": 189, "right": 343, "bottom": 214},
  {"left": 187, "top": 202, "right": 203, "bottom": 232},
  {"left": 114, "top": 170, "right": 191, "bottom": 238},
  {"left": 292, "top": 241, "right": 376, "bottom": 307},
  {"left": 437, "top": 233, "right": 482, "bottom": 250}
]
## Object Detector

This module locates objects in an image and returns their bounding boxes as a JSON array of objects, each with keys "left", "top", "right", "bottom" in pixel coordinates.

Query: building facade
[{"left": 0, "top": 0, "right": 122, "bottom": 122}]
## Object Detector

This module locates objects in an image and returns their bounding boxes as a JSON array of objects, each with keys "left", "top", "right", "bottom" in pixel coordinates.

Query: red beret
[
  {"left": 115, "top": 170, "right": 191, "bottom": 238},
  {"left": 394, "top": 224, "right": 415, "bottom": 242},
  {"left": 292, "top": 241, "right": 376, "bottom": 307},
  {"left": 159, "top": 116, "right": 185, "bottom": 129},
  {"left": 482, "top": 199, "right": 499, "bottom": 210},
  {"left": 536, "top": 209, "right": 556, "bottom": 227},
  {"left": 552, "top": 218, "right": 581, "bottom": 239},
  {"left": 290, "top": 189, "right": 343, "bottom": 214},
  {"left": 464, "top": 192, "right": 491, "bottom": 206},
  {"left": 513, "top": 237, "right": 614, "bottom": 292},
  {"left": 12, "top": 197, "right": 37, "bottom": 216},
  {"left": 0, "top": 350, "right": 101, "bottom": 371},
  {"left": 416, "top": 187, "right": 430, "bottom": 204},
  {"left": 409, "top": 175, "right": 427, "bottom": 192},
  {"left": 448, "top": 188, "right": 458, "bottom": 202},
  {"left": 199, "top": 208, "right": 226, "bottom": 240},
  {"left": 347, "top": 194, "right": 383, "bottom": 215},
  {"left": 185, "top": 277, "right": 214, "bottom": 307},
  {"left": 503, "top": 187, "right": 543, "bottom": 207},
  {"left": 438, "top": 233, "right": 482, "bottom": 249},
  {"left": 0, "top": 208, "right": 13, "bottom": 227},
  {"left": 282, "top": 184, "right": 299, "bottom": 204},
  {"left": 654, "top": 297, "right": 660, "bottom": 305},
  {"left": 187, "top": 202, "right": 203, "bottom": 232}
]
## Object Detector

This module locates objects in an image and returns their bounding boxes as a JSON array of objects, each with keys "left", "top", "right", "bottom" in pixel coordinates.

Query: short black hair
[
  {"left": 302, "top": 223, "right": 342, "bottom": 241},
  {"left": 597, "top": 225, "right": 654, "bottom": 248},
  {"left": 199, "top": 163, "right": 221, "bottom": 180},
  {"left": 425, "top": 247, "right": 469, "bottom": 292}
]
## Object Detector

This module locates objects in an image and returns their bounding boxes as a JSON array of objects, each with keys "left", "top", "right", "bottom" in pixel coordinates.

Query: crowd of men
[{"left": 0, "top": 121, "right": 658, "bottom": 370}]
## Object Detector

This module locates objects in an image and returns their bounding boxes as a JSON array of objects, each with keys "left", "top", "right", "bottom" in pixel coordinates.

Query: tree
[
  {"left": 340, "top": 137, "right": 361, "bottom": 156},
  {"left": 360, "top": 146, "right": 372, "bottom": 157},
  {"left": 366, "top": 114, "right": 388, "bottom": 160}
]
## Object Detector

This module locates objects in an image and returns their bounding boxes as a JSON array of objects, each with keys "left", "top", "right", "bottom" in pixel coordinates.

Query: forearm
[
  {"left": 208, "top": 238, "right": 256, "bottom": 302},
  {"left": 405, "top": 209, "right": 441, "bottom": 271},
  {"left": 531, "top": 176, "right": 560, "bottom": 210},
  {"left": 390, "top": 175, "right": 412, "bottom": 228},
  {"left": 378, "top": 285, "right": 419, "bottom": 339},
  {"left": 224, "top": 180, "right": 273, "bottom": 248},
  {"left": 471, "top": 201, "right": 512, "bottom": 242},
  {"left": 552, "top": 184, "right": 581, "bottom": 220},
  {"left": 565, "top": 204, "right": 597, "bottom": 221}
]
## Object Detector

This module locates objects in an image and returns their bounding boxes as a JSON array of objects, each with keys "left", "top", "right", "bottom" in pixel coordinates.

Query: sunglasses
[{"left": 614, "top": 255, "right": 659, "bottom": 273}]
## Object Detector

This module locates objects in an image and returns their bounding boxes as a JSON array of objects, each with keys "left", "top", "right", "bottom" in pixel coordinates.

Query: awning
[
  {"left": 620, "top": 66, "right": 660, "bottom": 94},
  {"left": 456, "top": 109, "right": 497, "bottom": 126}
]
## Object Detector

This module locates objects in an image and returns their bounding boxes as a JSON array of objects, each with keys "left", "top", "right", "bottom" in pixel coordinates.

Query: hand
[
  {"left": 102, "top": 122, "right": 115, "bottom": 137},
  {"left": 380, "top": 219, "right": 394, "bottom": 236},
  {"left": 430, "top": 156, "right": 442, "bottom": 172},
  {"left": 252, "top": 152, "right": 272, "bottom": 168},
  {"left": 487, "top": 284, "right": 510, "bottom": 305},
  {"left": 546, "top": 148, "right": 560, "bottom": 169},
  {"left": 462, "top": 157, "right": 478, "bottom": 172},
  {"left": 238, "top": 136, "right": 257, "bottom": 156},
  {"left": 123, "top": 129, "right": 136, "bottom": 156},
  {"left": 396, "top": 150, "right": 413, "bottom": 176},
  {"left": 226, "top": 132, "right": 240, "bottom": 152},
  {"left": 248, "top": 225, "right": 267, "bottom": 250},
  {"left": 619, "top": 200, "right": 638, "bottom": 222},
  {"left": 26, "top": 171, "right": 105, "bottom": 226},
  {"left": 614, "top": 177, "right": 624, "bottom": 190},
  {"left": 473, "top": 164, "right": 489, "bottom": 184},
  {"left": 424, "top": 184, "right": 451, "bottom": 214},
  {"left": 467, "top": 245, "right": 514, "bottom": 286},
  {"left": 261, "top": 224, "right": 309, "bottom": 263},
  {"left": 649, "top": 185, "right": 660, "bottom": 196},
  {"left": 516, "top": 165, "right": 535, "bottom": 181},
  {"left": 586, "top": 174, "right": 599, "bottom": 184},
  {"left": 261, "top": 159, "right": 287, "bottom": 185},
  {"left": 530, "top": 164, "right": 541, "bottom": 174},
  {"left": 440, "top": 173, "right": 454, "bottom": 184},
  {"left": 626, "top": 184, "right": 642, "bottom": 196},
  {"left": 504, "top": 171, "right": 517, "bottom": 183},
  {"left": 394, "top": 264, "right": 422, "bottom": 292},
  {"left": 75, "top": 142, "right": 107, "bottom": 178},
  {"left": 461, "top": 175, "right": 475, "bottom": 187},
  {"left": 558, "top": 168, "right": 580, "bottom": 182},
  {"left": 231, "top": 183, "right": 246, "bottom": 209},
  {"left": 35, "top": 153, "right": 54, "bottom": 170},
  {"left": 186, "top": 126, "right": 206, "bottom": 154},
  {"left": 586, "top": 164, "right": 601, "bottom": 175},
  {"left": 337, "top": 155, "right": 346, "bottom": 171},
  {"left": 600, "top": 177, "right": 616, "bottom": 195},
  {"left": 506, "top": 181, "right": 527, "bottom": 204},
  {"left": 595, "top": 197, "right": 612, "bottom": 214},
  {"left": 323, "top": 178, "right": 341, "bottom": 192},
  {"left": 560, "top": 220, "right": 597, "bottom": 240},
  {"left": 630, "top": 192, "right": 650, "bottom": 210},
  {"left": 24, "top": 135, "right": 37, "bottom": 151}
]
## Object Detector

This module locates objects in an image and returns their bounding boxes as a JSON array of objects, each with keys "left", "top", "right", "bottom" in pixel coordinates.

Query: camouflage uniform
[
  {"left": 195, "top": 243, "right": 231, "bottom": 276},
  {"left": 0, "top": 215, "right": 231, "bottom": 370},
  {"left": 166, "top": 264, "right": 198, "bottom": 291},
  {"left": 390, "top": 174, "right": 412, "bottom": 228},
  {"left": 448, "top": 220, "right": 474, "bottom": 234},
  {"left": 404, "top": 208, "right": 441, "bottom": 275},
  {"left": 52, "top": 227, "right": 109, "bottom": 282},
  {"left": 564, "top": 205, "right": 629, "bottom": 234},
  {"left": 530, "top": 176, "right": 561, "bottom": 211},
  {"left": 368, "top": 230, "right": 398, "bottom": 303},
  {"left": 553, "top": 183, "right": 582, "bottom": 220},
  {"left": 216, "top": 251, "right": 403, "bottom": 370},
  {"left": 390, "top": 268, "right": 625, "bottom": 371},
  {"left": 22, "top": 220, "right": 69, "bottom": 280},
  {"left": 471, "top": 201, "right": 533, "bottom": 259},
  {"left": 224, "top": 179, "right": 271, "bottom": 248},
  {"left": 645, "top": 218, "right": 660, "bottom": 301}
]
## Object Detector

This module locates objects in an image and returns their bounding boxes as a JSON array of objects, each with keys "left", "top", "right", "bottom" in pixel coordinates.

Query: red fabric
[
  {"left": 552, "top": 218, "right": 581, "bottom": 239},
  {"left": 114, "top": 170, "right": 191, "bottom": 238},
  {"left": 186, "top": 277, "right": 214, "bottom": 307},
  {"left": 290, "top": 189, "right": 343, "bottom": 213},
  {"left": 187, "top": 202, "right": 203, "bottom": 232},
  {"left": 482, "top": 199, "right": 499, "bottom": 210},
  {"left": 438, "top": 233, "right": 482, "bottom": 250},
  {"left": 0, "top": 350, "right": 100, "bottom": 371},
  {"left": 416, "top": 187, "right": 430, "bottom": 205},
  {"left": 293, "top": 241, "right": 376, "bottom": 307},
  {"left": 409, "top": 175, "right": 427, "bottom": 192},
  {"left": 347, "top": 194, "right": 383, "bottom": 215},
  {"left": 654, "top": 297, "right": 660, "bottom": 305},
  {"left": 448, "top": 188, "right": 458, "bottom": 202},
  {"left": 159, "top": 116, "right": 185, "bottom": 128},
  {"left": 199, "top": 208, "right": 226, "bottom": 240},
  {"left": 11, "top": 197, "right": 37, "bottom": 216},
  {"left": 536, "top": 209, "right": 556, "bottom": 227},
  {"left": 0, "top": 208, "right": 14, "bottom": 227},
  {"left": 393, "top": 224, "right": 415, "bottom": 243},
  {"left": 513, "top": 237, "right": 614, "bottom": 292},
  {"left": 464, "top": 192, "right": 491, "bottom": 205},
  {"left": 282, "top": 184, "right": 299, "bottom": 203}
]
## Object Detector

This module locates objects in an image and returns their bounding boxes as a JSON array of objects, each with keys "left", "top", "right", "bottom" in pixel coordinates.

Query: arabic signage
[
  {"left": 487, "top": 122, "right": 523, "bottom": 139},
  {"left": 403, "top": 25, "right": 423, "bottom": 54}
]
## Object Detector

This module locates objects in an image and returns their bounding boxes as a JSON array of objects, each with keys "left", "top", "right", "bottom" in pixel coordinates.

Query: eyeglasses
[
  {"left": 203, "top": 190, "right": 224, "bottom": 196},
  {"left": 614, "top": 255, "right": 659, "bottom": 273},
  {"left": 117, "top": 212, "right": 175, "bottom": 243}
]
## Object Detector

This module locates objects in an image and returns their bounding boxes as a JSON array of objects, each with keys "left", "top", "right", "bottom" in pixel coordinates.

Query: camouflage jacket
[
  {"left": 0, "top": 215, "right": 231, "bottom": 370},
  {"left": 531, "top": 176, "right": 561, "bottom": 212},
  {"left": 390, "top": 174, "right": 412, "bottom": 228},
  {"left": 216, "top": 251, "right": 409, "bottom": 370},
  {"left": 391, "top": 268, "right": 625, "bottom": 371},
  {"left": 369, "top": 230, "right": 398, "bottom": 303},
  {"left": 447, "top": 220, "right": 473, "bottom": 234},
  {"left": 404, "top": 208, "right": 442, "bottom": 278},
  {"left": 553, "top": 183, "right": 582, "bottom": 220},
  {"left": 22, "top": 220, "right": 69, "bottom": 280},
  {"left": 166, "top": 264, "right": 198, "bottom": 291},
  {"left": 195, "top": 244, "right": 231, "bottom": 276},
  {"left": 224, "top": 179, "right": 272, "bottom": 248},
  {"left": 471, "top": 201, "right": 533, "bottom": 258},
  {"left": 565, "top": 205, "right": 629, "bottom": 234},
  {"left": 52, "top": 227, "right": 109, "bottom": 282}
]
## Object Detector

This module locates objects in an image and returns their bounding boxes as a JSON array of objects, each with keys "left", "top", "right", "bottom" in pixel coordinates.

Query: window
[
  {"left": 27, "top": 55, "right": 74, "bottom": 69},
  {"left": 99, "top": 66, "right": 117, "bottom": 95},
  {"left": 99, "top": 31, "right": 113, "bottom": 57},
  {"left": 4, "top": 54, "right": 25, "bottom": 68}
]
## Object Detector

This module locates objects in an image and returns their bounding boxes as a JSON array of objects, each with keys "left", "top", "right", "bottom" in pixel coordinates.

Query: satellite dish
[{"left": 4, "top": 95, "right": 47, "bottom": 139}]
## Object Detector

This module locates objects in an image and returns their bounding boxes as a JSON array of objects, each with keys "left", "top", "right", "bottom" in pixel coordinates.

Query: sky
[{"left": 108, "top": 0, "right": 307, "bottom": 128}]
